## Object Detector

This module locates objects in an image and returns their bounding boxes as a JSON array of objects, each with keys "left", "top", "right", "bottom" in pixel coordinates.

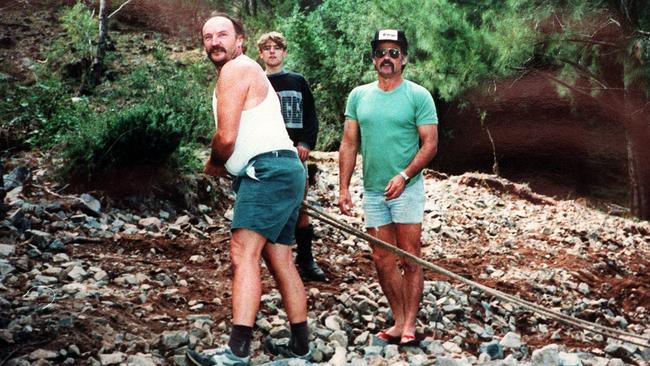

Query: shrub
[
  {"left": 45, "top": 2, "right": 99, "bottom": 90},
  {"left": 60, "top": 104, "right": 182, "bottom": 181}
]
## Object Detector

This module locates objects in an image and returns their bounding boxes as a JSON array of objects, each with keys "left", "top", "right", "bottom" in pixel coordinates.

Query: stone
[
  {"left": 26, "top": 229, "right": 52, "bottom": 249},
  {"left": 532, "top": 344, "right": 560, "bottom": 366},
  {"left": 269, "top": 325, "right": 290, "bottom": 339},
  {"left": 442, "top": 341, "right": 462, "bottom": 354},
  {"left": 139, "top": 217, "right": 162, "bottom": 228},
  {"left": 328, "top": 330, "right": 348, "bottom": 348},
  {"left": 0, "top": 244, "right": 15, "bottom": 257},
  {"left": 324, "top": 315, "right": 342, "bottom": 331},
  {"left": 67, "top": 265, "right": 88, "bottom": 281},
  {"left": 480, "top": 341, "right": 504, "bottom": 360},
  {"left": 79, "top": 194, "right": 101, "bottom": 217},
  {"left": 161, "top": 330, "right": 189, "bottom": 350},
  {"left": 499, "top": 332, "right": 522, "bottom": 349},
  {"left": 28, "top": 349, "right": 58, "bottom": 360},
  {"left": 328, "top": 346, "right": 347, "bottom": 366},
  {"left": 126, "top": 353, "right": 157, "bottom": 366},
  {"left": 0, "top": 259, "right": 15, "bottom": 276},
  {"left": 99, "top": 352, "right": 126, "bottom": 365},
  {"left": 558, "top": 352, "right": 583, "bottom": 366},
  {"left": 577, "top": 282, "right": 590, "bottom": 295},
  {"left": 4, "top": 166, "right": 31, "bottom": 191}
]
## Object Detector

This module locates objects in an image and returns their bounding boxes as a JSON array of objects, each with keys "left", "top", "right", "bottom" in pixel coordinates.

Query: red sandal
[
  {"left": 399, "top": 334, "right": 419, "bottom": 347},
  {"left": 375, "top": 330, "right": 400, "bottom": 344}
]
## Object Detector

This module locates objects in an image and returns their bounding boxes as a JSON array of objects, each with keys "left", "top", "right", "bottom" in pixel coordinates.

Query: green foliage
[
  {"left": 60, "top": 104, "right": 182, "bottom": 180},
  {"left": 262, "top": 0, "right": 538, "bottom": 150},
  {"left": 0, "top": 76, "right": 88, "bottom": 146},
  {"left": 44, "top": 2, "right": 99, "bottom": 88},
  {"left": 56, "top": 40, "right": 214, "bottom": 180}
]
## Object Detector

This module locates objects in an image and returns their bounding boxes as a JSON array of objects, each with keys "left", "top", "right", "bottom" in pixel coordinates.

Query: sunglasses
[{"left": 373, "top": 48, "right": 401, "bottom": 59}]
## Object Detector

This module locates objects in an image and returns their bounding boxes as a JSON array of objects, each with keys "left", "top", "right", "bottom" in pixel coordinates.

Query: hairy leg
[
  {"left": 369, "top": 224, "right": 404, "bottom": 336},
  {"left": 395, "top": 223, "right": 423, "bottom": 339},
  {"left": 263, "top": 242, "right": 307, "bottom": 323},
  {"left": 230, "top": 228, "right": 268, "bottom": 326}
]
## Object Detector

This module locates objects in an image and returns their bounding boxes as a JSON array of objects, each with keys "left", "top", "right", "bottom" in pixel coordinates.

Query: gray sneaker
[{"left": 186, "top": 347, "right": 250, "bottom": 366}]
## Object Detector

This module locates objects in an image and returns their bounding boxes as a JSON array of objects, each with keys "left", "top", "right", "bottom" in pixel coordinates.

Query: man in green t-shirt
[{"left": 338, "top": 29, "right": 438, "bottom": 346}]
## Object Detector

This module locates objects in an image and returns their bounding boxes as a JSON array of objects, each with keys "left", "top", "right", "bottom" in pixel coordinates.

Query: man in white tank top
[{"left": 187, "top": 13, "right": 311, "bottom": 366}]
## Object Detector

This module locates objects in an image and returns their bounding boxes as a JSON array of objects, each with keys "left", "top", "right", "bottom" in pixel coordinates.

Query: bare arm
[
  {"left": 338, "top": 119, "right": 360, "bottom": 215},
  {"left": 384, "top": 124, "right": 438, "bottom": 200},
  {"left": 204, "top": 61, "right": 252, "bottom": 175}
]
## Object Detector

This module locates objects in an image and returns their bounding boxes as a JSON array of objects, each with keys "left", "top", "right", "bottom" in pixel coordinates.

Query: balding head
[{"left": 202, "top": 13, "right": 246, "bottom": 68}]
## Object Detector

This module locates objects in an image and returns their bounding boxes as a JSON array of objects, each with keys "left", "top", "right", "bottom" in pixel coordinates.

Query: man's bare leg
[
  {"left": 395, "top": 223, "right": 423, "bottom": 341},
  {"left": 263, "top": 242, "right": 308, "bottom": 323},
  {"left": 230, "top": 228, "right": 268, "bottom": 326},
  {"left": 369, "top": 224, "right": 405, "bottom": 338}
]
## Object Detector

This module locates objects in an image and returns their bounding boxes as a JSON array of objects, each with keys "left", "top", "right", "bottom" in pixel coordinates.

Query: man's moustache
[{"left": 209, "top": 47, "right": 226, "bottom": 53}]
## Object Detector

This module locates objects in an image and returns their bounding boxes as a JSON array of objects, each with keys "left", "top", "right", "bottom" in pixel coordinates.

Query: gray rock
[
  {"left": 604, "top": 343, "right": 632, "bottom": 359},
  {"left": 324, "top": 315, "right": 342, "bottom": 331},
  {"left": 34, "top": 275, "right": 58, "bottom": 285},
  {"left": 26, "top": 229, "right": 52, "bottom": 249},
  {"left": 328, "top": 346, "right": 347, "bottom": 366},
  {"left": 4, "top": 166, "right": 30, "bottom": 191},
  {"left": 256, "top": 318, "right": 273, "bottom": 332},
  {"left": 0, "top": 244, "right": 15, "bottom": 257},
  {"left": 480, "top": 341, "right": 504, "bottom": 360},
  {"left": 68, "top": 345, "right": 81, "bottom": 357},
  {"left": 328, "top": 330, "right": 348, "bottom": 348},
  {"left": 48, "top": 239, "right": 65, "bottom": 251},
  {"left": 53, "top": 253, "right": 70, "bottom": 263},
  {"left": 66, "top": 265, "right": 88, "bottom": 281},
  {"left": 139, "top": 217, "right": 162, "bottom": 229},
  {"left": 558, "top": 352, "right": 582, "bottom": 366},
  {"left": 0, "top": 259, "right": 15, "bottom": 276},
  {"left": 29, "top": 349, "right": 58, "bottom": 360},
  {"left": 353, "top": 331, "right": 369, "bottom": 346},
  {"left": 161, "top": 330, "right": 189, "bottom": 350},
  {"left": 605, "top": 360, "right": 625, "bottom": 366},
  {"left": 126, "top": 353, "right": 157, "bottom": 366},
  {"left": 499, "top": 332, "right": 522, "bottom": 349},
  {"left": 436, "top": 357, "right": 471, "bottom": 366},
  {"left": 5, "top": 358, "right": 30, "bottom": 366},
  {"left": 79, "top": 194, "right": 101, "bottom": 217},
  {"left": 577, "top": 283, "right": 589, "bottom": 295},
  {"left": 383, "top": 344, "right": 399, "bottom": 359},
  {"left": 99, "top": 352, "right": 126, "bottom": 365},
  {"left": 442, "top": 341, "right": 462, "bottom": 354},
  {"left": 531, "top": 344, "right": 560, "bottom": 366},
  {"left": 269, "top": 325, "right": 290, "bottom": 339}
]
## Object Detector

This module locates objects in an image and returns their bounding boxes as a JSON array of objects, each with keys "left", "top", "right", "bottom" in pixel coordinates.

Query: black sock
[
  {"left": 289, "top": 321, "right": 310, "bottom": 356},
  {"left": 228, "top": 324, "right": 253, "bottom": 358}
]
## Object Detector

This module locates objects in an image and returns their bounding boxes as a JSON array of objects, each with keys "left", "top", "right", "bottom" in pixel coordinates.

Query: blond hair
[{"left": 257, "top": 31, "right": 287, "bottom": 51}]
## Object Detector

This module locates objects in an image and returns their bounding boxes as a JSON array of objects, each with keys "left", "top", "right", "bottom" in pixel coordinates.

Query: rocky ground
[{"left": 0, "top": 151, "right": 649, "bottom": 366}]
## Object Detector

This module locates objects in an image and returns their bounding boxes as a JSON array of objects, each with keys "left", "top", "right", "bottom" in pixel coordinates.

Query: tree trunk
[
  {"left": 90, "top": 0, "right": 109, "bottom": 88},
  {"left": 625, "top": 94, "right": 650, "bottom": 220}
]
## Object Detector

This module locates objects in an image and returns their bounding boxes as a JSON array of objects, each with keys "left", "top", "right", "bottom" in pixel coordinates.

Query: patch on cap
[{"left": 377, "top": 29, "right": 399, "bottom": 41}]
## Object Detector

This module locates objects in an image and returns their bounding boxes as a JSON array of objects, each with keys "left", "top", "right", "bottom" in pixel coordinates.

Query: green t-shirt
[{"left": 345, "top": 80, "right": 438, "bottom": 192}]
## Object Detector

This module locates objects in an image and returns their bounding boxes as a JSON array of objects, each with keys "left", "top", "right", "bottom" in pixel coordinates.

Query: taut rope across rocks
[{"left": 302, "top": 201, "right": 650, "bottom": 349}]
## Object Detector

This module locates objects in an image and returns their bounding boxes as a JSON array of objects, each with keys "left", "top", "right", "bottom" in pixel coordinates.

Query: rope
[{"left": 302, "top": 202, "right": 650, "bottom": 348}]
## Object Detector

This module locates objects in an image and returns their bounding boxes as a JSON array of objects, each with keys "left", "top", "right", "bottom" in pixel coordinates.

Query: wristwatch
[{"left": 399, "top": 171, "right": 410, "bottom": 182}]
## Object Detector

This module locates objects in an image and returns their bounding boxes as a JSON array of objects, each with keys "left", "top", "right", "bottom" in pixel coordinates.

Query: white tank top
[{"left": 212, "top": 80, "right": 295, "bottom": 175}]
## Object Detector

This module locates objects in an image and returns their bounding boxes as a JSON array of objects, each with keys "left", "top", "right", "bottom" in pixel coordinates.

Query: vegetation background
[{"left": 1, "top": 0, "right": 649, "bottom": 219}]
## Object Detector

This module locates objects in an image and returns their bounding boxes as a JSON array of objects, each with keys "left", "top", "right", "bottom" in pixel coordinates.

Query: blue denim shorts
[
  {"left": 362, "top": 178, "right": 425, "bottom": 228},
  {"left": 231, "top": 150, "right": 305, "bottom": 245}
]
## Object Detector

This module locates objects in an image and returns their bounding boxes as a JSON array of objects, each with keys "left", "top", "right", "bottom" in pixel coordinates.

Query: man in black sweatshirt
[{"left": 257, "top": 31, "right": 326, "bottom": 282}]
